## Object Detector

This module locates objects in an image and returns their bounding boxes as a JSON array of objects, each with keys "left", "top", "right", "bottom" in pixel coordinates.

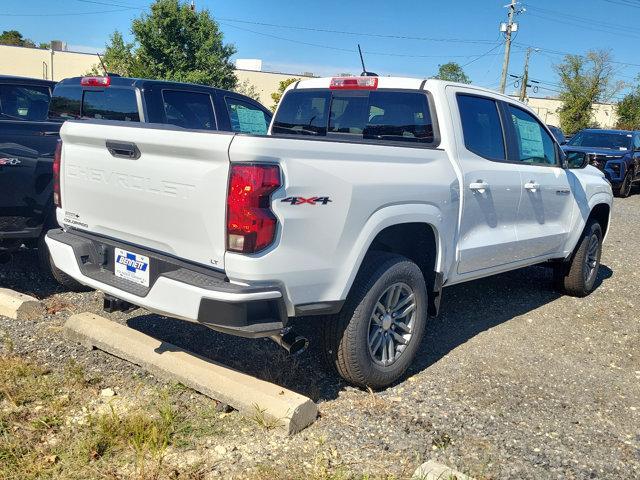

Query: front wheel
[
  {"left": 322, "top": 252, "right": 428, "bottom": 389},
  {"left": 554, "top": 220, "right": 603, "bottom": 297},
  {"left": 614, "top": 172, "right": 632, "bottom": 198}
]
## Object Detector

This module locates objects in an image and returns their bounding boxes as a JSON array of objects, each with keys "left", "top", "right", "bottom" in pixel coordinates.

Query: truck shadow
[
  {"left": 126, "top": 263, "right": 613, "bottom": 403},
  {"left": 0, "top": 247, "right": 65, "bottom": 298}
]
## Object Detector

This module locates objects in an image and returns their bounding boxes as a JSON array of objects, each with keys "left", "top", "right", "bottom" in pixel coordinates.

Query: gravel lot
[{"left": 1, "top": 196, "right": 639, "bottom": 479}]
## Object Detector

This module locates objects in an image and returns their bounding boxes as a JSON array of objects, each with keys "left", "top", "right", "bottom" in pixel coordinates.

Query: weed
[{"left": 250, "top": 404, "right": 285, "bottom": 430}]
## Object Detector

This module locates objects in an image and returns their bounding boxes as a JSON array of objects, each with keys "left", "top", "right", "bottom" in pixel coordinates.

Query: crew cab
[
  {"left": 46, "top": 77, "right": 613, "bottom": 388},
  {"left": 2, "top": 74, "right": 272, "bottom": 289},
  {"left": 563, "top": 128, "right": 640, "bottom": 197}
]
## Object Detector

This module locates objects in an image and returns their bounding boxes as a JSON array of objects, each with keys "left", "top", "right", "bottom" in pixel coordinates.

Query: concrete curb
[
  {"left": 0, "top": 288, "right": 43, "bottom": 320},
  {"left": 64, "top": 312, "right": 318, "bottom": 435},
  {"left": 412, "top": 460, "right": 472, "bottom": 480}
]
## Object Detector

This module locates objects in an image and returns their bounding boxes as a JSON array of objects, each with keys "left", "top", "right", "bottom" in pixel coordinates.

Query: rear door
[
  {"left": 505, "top": 103, "right": 576, "bottom": 260},
  {"left": 0, "top": 82, "right": 59, "bottom": 222},
  {"left": 449, "top": 88, "right": 524, "bottom": 274}
]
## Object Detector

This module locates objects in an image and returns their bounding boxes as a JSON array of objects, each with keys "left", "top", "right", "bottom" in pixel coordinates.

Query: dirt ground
[{"left": 1, "top": 196, "right": 639, "bottom": 479}]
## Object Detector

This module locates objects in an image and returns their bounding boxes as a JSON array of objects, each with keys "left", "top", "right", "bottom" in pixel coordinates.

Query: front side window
[
  {"left": 508, "top": 105, "right": 557, "bottom": 165},
  {"left": 82, "top": 89, "right": 140, "bottom": 122},
  {"left": 272, "top": 89, "right": 435, "bottom": 144},
  {"left": 225, "top": 97, "right": 269, "bottom": 134},
  {"left": 0, "top": 84, "right": 51, "bottom": 121},
  {"left": 162, "top": 90, "right": 216, "bottom": 130},
  {"left": 457, "top": 94, "right": 505, "bottom": 160}
]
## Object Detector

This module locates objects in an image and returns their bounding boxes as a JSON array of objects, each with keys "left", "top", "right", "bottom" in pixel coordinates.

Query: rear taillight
[
  {"left": 227, "top": 164, "right": 281, "bottom": 254},
  {"left": 329, "top": 76, "right": 378, "bottom": 90},
  {"left": 80, "top": 76, "right": 111, "bottom": 87},
  {"left": 53, "top": 140, "right": 62, "bottom": 208}
]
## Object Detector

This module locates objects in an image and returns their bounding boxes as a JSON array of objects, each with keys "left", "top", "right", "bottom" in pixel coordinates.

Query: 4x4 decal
[{"left": 281, "top": 196, "right": 332, "bottom": 206}]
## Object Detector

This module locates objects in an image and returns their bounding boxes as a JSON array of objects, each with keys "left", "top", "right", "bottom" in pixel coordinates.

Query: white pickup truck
[{"left": 46, "top": 76, "right": 612, "bottom": 388}]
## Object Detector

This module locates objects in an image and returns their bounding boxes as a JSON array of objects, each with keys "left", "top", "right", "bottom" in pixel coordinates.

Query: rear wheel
[
  {"left": 322, "top": 252, "right": 428, "bottom": 389},
  {"left": 37, "top": 232, "right": 90, "bottom": 292},
  {"left": 554, "top": 220, "right": 603, "bottom": 297},
  {"left": 614, "top": 172, "right": 632, "bottom": 198}
]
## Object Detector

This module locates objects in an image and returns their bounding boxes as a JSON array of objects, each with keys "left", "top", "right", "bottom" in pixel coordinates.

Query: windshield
[{"left": 568, "top": 131, "right": 632, "bottom": 150}]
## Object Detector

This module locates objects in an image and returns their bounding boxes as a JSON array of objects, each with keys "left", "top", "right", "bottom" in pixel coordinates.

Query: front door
[{"left": 505, "top": 103, "right": 575, "bottom": 260}]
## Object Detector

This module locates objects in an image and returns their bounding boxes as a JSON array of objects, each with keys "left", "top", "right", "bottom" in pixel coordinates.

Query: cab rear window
[{"left": 272, "top": 89, "right": 435, "bottom": 145}]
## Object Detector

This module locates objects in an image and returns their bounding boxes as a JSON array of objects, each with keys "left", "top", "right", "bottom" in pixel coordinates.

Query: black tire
[
  {"left": 614, "top": 172, "right": 632, "bottom": 198},
  {"left": 37, "top": 232, "right": 90, "bottom": 292},
  {"left": 321, "top": 251, "right": 428, "bottom": 389},
  {"left": 554, "top": 220, "right": 603, "bottom": 297}
]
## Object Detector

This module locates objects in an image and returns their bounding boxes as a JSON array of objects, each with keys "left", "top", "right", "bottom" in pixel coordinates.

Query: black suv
[{"left": 0, "top": 75, "right": 272, "bottom": 289}]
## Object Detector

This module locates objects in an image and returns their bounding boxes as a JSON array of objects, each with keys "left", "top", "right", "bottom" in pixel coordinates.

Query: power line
[{"left": 0, "top": 7, "right": 133, "bottom": 16}]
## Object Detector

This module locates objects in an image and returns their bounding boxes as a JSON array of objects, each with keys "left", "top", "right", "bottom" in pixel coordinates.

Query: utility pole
[
  {"left": 519, "top": 48, "right": 532, "bottom": 101},
  {"left": 499, "top": 0, "right": 519, "bottom": 94}
]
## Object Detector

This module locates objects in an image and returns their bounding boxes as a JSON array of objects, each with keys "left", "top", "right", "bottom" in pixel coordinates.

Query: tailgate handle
[{"left": 106, "top": 140, "right": 141, "bottom": 160}]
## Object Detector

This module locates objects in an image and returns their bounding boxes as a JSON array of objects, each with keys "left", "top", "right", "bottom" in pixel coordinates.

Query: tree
[
  {"left": 433, "top": 62, "right": 471, "bottom": 84},
  {"left": 89, "top": 31, "right": 138, "bottom": 76},
  {"left": 270, "top": 78, "right": 299, "bottom": 111},
  {"left": 0, "top": 30, "right": 35, "bottom": 48},
  {"left": 555, "top": 50, "right": 622, "bottom": 134},
  {"left": 233, "top": 79, "right": 261, "bottom": 102},
  {"left": 616, "top": 78, "right": 640, "bottom": 130},
  {"left": 92, "top": 0, "right": 237, "bottom": 88}
]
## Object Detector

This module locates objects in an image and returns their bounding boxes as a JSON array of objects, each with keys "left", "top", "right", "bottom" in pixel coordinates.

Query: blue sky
[{"left": 2, "top": 0, "right": 640, "bottom": 97}]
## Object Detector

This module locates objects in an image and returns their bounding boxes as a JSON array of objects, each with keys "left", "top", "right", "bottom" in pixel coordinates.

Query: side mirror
[{"left": 566, "top": 151, "right": 589, "bottom": 169}]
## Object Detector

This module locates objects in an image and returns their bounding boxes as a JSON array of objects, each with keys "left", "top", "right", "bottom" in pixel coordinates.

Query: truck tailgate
[{"left": 59, "top": 121, "right": 232, "bottom": 269}]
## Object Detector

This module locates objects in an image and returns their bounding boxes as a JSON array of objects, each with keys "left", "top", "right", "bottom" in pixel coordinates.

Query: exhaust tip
[{"left": 270, "top": 329, "right": 309, "bottom": 356}]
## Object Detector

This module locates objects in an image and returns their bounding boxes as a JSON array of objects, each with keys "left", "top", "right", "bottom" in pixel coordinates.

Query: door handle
[
  {"left": 469, "top": 181, "right": 490, "bottom": 193},
  {"left": 524, "top": 181, "right": 540, "bottom": 192},
  {"left": 106, "top": 140, "right": 141, "bottom": 160},
  {"left": 556, "top": 189, "right": 571, "bottom": 195}
]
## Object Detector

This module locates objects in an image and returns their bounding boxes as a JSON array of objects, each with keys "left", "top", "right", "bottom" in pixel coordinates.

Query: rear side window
[
  {"left": 0, "top": 84, "right": 51, "bottom": 121},
  {"left": 225, "top": 97, "right": 269, "bottom": 134},
  {"left": 457, "top": 94, "right": 505, "bottom": 161},
  {"left": 82, "top": 89, "right": 140, "bottom": 122},
  {"left": 273, "top": 89, "right": 435, "bottom": 145},
  {"left": 162, "top": 90, "right": 216, "bottom": 130}
]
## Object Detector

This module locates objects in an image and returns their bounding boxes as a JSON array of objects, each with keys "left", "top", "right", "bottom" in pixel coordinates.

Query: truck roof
[
  {"left": 294, "top": 76, "right": 506, "bottom": 98},
  {"left": 0, "top": 75, "right": 56, "bottom": 88},
  {"left": 56, "top": 76, "right": 234, "bottom": 95}
]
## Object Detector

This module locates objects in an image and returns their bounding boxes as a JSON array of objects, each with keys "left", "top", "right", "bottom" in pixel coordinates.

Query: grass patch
[{"left": 0, "top": 354, "right": 227, "bottom": 479}]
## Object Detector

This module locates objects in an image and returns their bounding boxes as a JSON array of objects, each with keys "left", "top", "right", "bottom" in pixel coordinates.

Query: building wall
[
  {"left": 0, "top": 44, "right": 99, "bottom": 81},
  {"left": 235, "top": 69, "right": 312, "bottom": 109},
  {"left": 522, "top": 96, "right": 618, "bottom": 129}
]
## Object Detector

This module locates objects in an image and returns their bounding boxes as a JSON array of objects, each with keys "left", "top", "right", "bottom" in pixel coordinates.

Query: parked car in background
[
  {"left": 0, "top": 75, "right": 272, "bottom": 289},
  {"left": 49, "top": 76, "right": 272, "bottom": 134},
  {"left": 46, "top": 77, "right": 612, "bottom": 388},
  {"left": 547, "top": 125, "right": 566, "bottom": 145},
  {"left": 563, "top": 128, "right": 640, "bottom": 197}
]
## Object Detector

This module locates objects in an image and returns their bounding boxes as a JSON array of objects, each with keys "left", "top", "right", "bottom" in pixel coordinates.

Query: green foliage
[
  {"left": 234, "top": 79, "right": 261, "bottom": 102},
  {"left": 555, "top": 50, "right": 621, "bottom": 134},
  {"left": 271, "top": 77, "right": 300, "bottom": 111},
  {"left": 0, "top": 30, "right": 35, "bottom": 48},
  {"left": 433, "top": 62, "right": 471, "bottom": 84},
  {"left": 616, "top": 78, "right": 640, "bottom": 130},
  {"left": 93, "top": 0, "right": 237, "bottom": 88}
]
